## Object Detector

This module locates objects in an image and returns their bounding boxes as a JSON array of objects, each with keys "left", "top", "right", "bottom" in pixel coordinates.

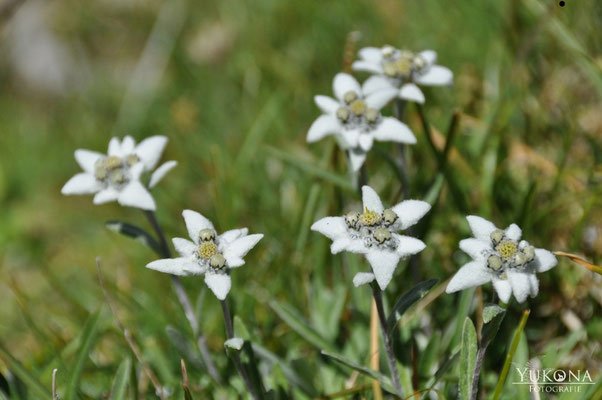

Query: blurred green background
[{"left": 0, "top": 0, "right": 601, "bottom": 398}]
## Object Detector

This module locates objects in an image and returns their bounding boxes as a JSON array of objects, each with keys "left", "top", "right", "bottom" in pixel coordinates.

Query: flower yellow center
[
  {"left": 198, "top": 242, "right": 218, "bottom": 259},
  {"left": 359, "top": 208, "right": 381, "bottom": 226},
  {"left": 349, "top": 100, "right": 366, "bottom": 116},
  {"left": 496, "top": 241, "right": 518, "bottom": 261},
  {"left": 104, "top": 156, "right": 122, "bottom": 170},
  {"left": 395, "top": 58, "right": 412, "bottom": 76}
]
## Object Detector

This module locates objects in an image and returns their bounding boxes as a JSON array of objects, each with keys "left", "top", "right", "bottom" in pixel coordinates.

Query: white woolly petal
[
  {"left": 361, "top": 186, "right": 384, "bottom": 213},
  {"left": 392, "top": 200, "right": 430, "bottom": 230},
  {"left": 149, "top": 160, "right": 177, "bottom": 188},
  {"left": 365, "top": 249, "right": 401, "bottom": 290},
  {"left": 373, "top": 117, "right": 416, "bottom": 144},
  {"left": 399, "top": 83, "right": 425, "bottom": 104},
  {"left": 146, "top": 258, "right": 198, "bottom": 276},
  {"left": 466, "top": 215, "right": 498, "bottom": 241},
  {"left": 93, "top": 188, "right": 120, "bottom": 204},
  {"left": 446, "top": 260, "right": 491, "bottom": 293},
  {"left": 108, "top": 137, "right": 121, "bottom": 156},
  {"left": 172, "top": 238, "right": 197, "bottom": 258},
  {"left": 505, "top": 224, "right": 522, "bottom": 241},
  {"left": 129, "top": 162, "right": 145, "bottom": 180},
  {"left": 74, "top": 150, "right": 103, "bottom": 174},
  {"left": 358, "top": 134, "right": 374, "bottom": 152},
  {"left": 223, "top": 234, "right": 263, "bottom": 265},
  {"left": 205, "top": 272, "right": 231, "bottom": 300},
  {"left": 182, "top": 210, "right": 215, "bottom": 243},
  {"left": 492, "top": 278, "right": 512, "bottom": 303},
  {"left": 459, "top": 238, "right": 491, "bottom": 261},
  {"left": 418, "top": 50, "right": 437, "bottom": 66},
  {"left": 528, "top": 274, "right": 539, "bottom": 298},
  {"left": 351, "top": 60, "right": 383, "bottom": 74},
  {"left": 508, "top": 270, "right": 532, "bottom": 303},
  {"left": 219, "top": 228, "right": 249, "bottom": 245},
  {"left": 364, "top": 89, "right": 398, "bottom": 110},
  {"left": 227, "top": 257, "right": 245, "bottom": 268},
  {"left": 353, "top": 272, "right": 375, "bottom": 287},
  {"left": 135, "top": 136, "right": 167, "bottom": 170},
  {"left": 310, "top": 217, "right": 347, "bottom": 240},
  {"left": 333, "top": 73, "right": 362, "bottom": 102},
  {"left": 121, "top": 136, "right": 136, "bottom": 155},
  {"left": 307, "top": 115, "right": 341, "bottom": 143},
  {"left": 224, "top": 338, "right": 244, "bottom": 350},
  {"left": 362, "top": 75, "right": 395, "bottom": 95},
  {"left": 118, "top": 181, "right": 156, "bottom": 211},
  {"left": 348, "top": 149, "right": 366, "bottom": 172},
  {"left": 394, "top": 234, "right": 426, "bottom": 257},
  {"left": 534, "top": 248, "right": 557, "bottom": 273},
  {"left": 314, "top": 95, "right": 340, "bottom": 114},
  {"left": 415, "top": 65, "right": 453, "bottom": 86},
  {"left": 341, "top": 129, "right": 360, "bottom": 148},
  {"left": 330, "top": 237, "right": 366, "bottom": 254},
  {"left": 358, "top": 47, "right": 383, "bottom": 63},
  {"left": 62, "top": 173, "right": 101, "bottom": 195}
]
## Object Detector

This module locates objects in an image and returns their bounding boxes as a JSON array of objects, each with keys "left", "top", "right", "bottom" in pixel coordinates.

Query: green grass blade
[
  {"left": 269, "top": 301, "right": 336, "bottom": 352},
  {"left": 459, "top": 317, "right": 477, "bottom": 400},
  {"left": 109, "top": 358, "right": 131, "bottom": 400},
  {"left": 493, "top": 310, "right": 530, "bottom": 400},
  {"left": 0, "top": 344, "right": 51, "bottom": 399},
  {"left": 65, "top": 310, "right": 101, "bottom": 400}
]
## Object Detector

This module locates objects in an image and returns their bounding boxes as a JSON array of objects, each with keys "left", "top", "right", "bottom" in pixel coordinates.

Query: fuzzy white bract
[
  {"left": 307, "top": 72, "right": 416, "bottom": 171},
  {"left": 446, "top": 216, "right": 558, "bottom": 303},
  {"left": 353, "top": 45, "right": 453, "bottom": 104},
  {"left": 61, "top": 135, "right": 176, "bottom": 211},
  {"left": 146, "top": 210, "right": 263, "bottom": 300},
  {"left": 311, "top": 186, "right": 429, "bottom": 290}
]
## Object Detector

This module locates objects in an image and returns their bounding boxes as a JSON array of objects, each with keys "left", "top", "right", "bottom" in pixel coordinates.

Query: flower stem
[
  {"left": 470, "top": 301, "right": 508, "bottom": 400},
  {"left": 371, "top": 283, "right": 403, "bottom": 397},
  {"left": 220, "top": 300, "right": 261, "bottom": 399},
  {"left": 143, "top": 210, "right": 221, "bottom": 383}
]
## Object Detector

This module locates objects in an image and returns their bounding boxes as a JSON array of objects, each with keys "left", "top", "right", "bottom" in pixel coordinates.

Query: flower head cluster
[
  {"left": 307, "top": 73, "right": 416, "bottom": 171},
  {"left": 353, "top": 45, "right": 453, "bottom": 104},
  {"left": 311, "top": 186, "right": 430, "bottom": 290},
  {"left": 146, "top": 210, "right": 263, "bottom": 300},
  {"left": 446, "top": 216, "right": 558, "bottom": 303},
  {"left": 61, "top": 136, "right": 176, "bottom": 211}
]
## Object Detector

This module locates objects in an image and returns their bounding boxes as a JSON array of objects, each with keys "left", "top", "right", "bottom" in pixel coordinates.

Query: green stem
[
  {"left": 492, "top": 309, "right": 530, "bottom": 400},
  {"left": 371, "top": 283, "right": 403, "bottom": 397}
]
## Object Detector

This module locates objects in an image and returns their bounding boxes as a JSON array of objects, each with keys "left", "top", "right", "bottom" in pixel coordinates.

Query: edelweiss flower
[
  {"left": 146, "top": 210, "right": 263, "bottom": 300},
  {"left": 446, "top": 216, "right": 558, "bottom": 303},
  {"left": 311, "top": 186, "right": 429, "bottom": 290},
  {"left": 61, "top": 136, "right": 176, "bottom": 211},
  {"left": 307, "top": 73, "right": 416, "bottom": 171},
  {"left": 353, "top": 45, "right": 453, "bottom": 104}
]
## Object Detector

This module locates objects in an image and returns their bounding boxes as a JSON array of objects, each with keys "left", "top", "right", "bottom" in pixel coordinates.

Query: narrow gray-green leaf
[
  {"left": 269, "top": 301, "right": 336, "bottom": 352},
  {"left": 387, "top": 279, "right": 439, "bottom": 335},
  {"left": 320, "top": 351, "right": 397, "bottom": 395},
  {"left": 109, "top": 358, "right": 131, "bottom": 400},
  {"left": 459, "top": 317, "right": 478, "bottom": 400},
  {"left": 105, "top": 221, "right": 162, "bottom": 255},
  {"left": 483, "top": 304, "right": 506, "bottom": 324},
  {"left": 65, "top": 310, "right": 101, "bottom": 400}
]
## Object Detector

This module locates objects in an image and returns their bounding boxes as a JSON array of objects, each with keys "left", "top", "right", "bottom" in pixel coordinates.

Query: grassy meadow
[{"left": 0, "top": 0, "right": 601, "bottom": 398}]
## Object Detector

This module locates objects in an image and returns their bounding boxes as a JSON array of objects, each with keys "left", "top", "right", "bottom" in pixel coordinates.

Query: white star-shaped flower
[
  {"left": 446, "top": 216, "right": 558, "bottom": 303},
  {"left": 311, "top": 186, "right": 430, "bottom": 290},
  {"left": 146, "top": 210, "right": 263, "bottom": 300},
  {"left": 307, "top": 72, "right": 416, "bottom": 171},
  {"left": 353, "top": 45, "right": 453, "bottom": 104},
  {"left": 61, "top": 136, "right": 176, "bottom": 211}
]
